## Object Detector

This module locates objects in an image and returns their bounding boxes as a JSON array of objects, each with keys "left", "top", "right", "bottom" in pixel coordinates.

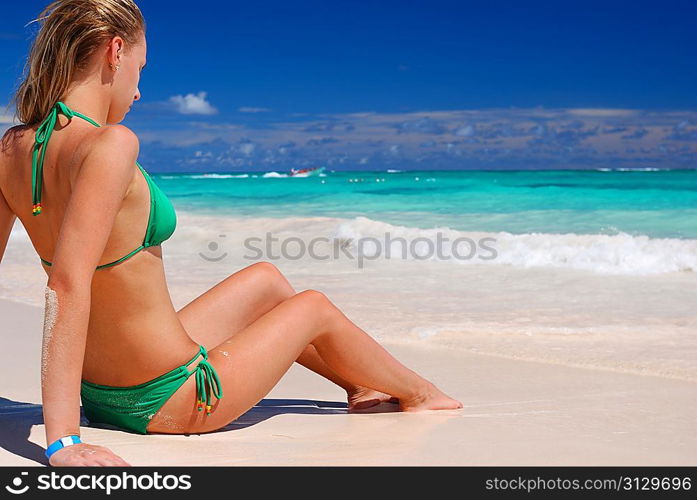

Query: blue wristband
[{"left": 45, "top": 435, "right": 82, "bottom": 460}]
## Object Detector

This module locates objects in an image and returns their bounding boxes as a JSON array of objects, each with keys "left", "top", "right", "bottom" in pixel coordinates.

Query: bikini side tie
[
  {"left": 189, "top": 345, "right": 224, "bottom": 415},
  {"left": 31, "top": 101, "right": 100, "bottom": 215}
]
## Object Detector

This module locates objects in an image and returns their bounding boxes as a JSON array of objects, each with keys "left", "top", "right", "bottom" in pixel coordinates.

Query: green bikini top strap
[{"left": 31, "top": 101, "right": 101, "bottom": 216}]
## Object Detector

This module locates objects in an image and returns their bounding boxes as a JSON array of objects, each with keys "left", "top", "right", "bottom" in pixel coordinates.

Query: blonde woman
[{"left": 0, "top": 0, "right": 462, "bottom": 467}]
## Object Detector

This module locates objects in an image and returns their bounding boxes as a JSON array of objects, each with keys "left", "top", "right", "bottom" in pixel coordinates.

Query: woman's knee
[
  {"left": 247, "top": 261, "right": 281, "bottom": 278},
  {"left": 295, "top": 289, "right": 330, "bottom": 305},
  {"left": 292, "top": 289, "right": 336, "bottom": 327},
  {"left": 247, "top": 261, "right": 294, "bottom": 297}
]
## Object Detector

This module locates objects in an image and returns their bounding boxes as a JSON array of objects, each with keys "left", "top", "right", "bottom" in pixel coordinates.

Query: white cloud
[
  {"left": 239, "top": 143, "right": 256, "bottom": 156},
  {"left": 0, "top": 110, "right": 15, "bottom": 124},
  {"left": 455, "top": 125, "right": 475, "bottom": 136},
  {"left": 567, "top": 108, "right": 638, "bottom": 117},
  {"left": 169, "top": 91, "right": 218, "bottom": 115},
  {"left": 0, "top": 106, "right": 17, "bottom": 133},
  {"left": 137, "top": 106, "right": 697, "bottom": 170},
  {"left": 238, "top": 106, "right": 271, "bottom": 113}
]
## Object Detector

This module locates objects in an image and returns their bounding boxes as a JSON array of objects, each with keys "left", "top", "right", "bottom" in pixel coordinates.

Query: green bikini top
[{"left": 33, "top": 101, "right": 177, "bottom": 270}]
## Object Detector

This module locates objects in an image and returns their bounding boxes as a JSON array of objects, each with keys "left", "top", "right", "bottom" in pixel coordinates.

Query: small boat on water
[{"left": 289, "top": 166, "right": 325, "bottom": 177}]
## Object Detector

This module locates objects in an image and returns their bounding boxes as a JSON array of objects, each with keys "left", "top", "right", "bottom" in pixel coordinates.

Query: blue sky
[{"left": 1, "top": 0, "right": 696, "bottom": 171}]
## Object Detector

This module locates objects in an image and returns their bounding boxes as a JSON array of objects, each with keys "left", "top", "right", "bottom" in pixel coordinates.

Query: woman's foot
[
  {"left": 346, "top": 386, "right": 399, "bottom": 410},
  {"left": 399, "top": 382, "right": 463, "bottom": 412}
]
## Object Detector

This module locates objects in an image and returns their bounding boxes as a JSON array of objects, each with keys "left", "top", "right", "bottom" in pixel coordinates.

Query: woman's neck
[{"left": 61, "top": 79, "right": 112, "bottom": 126}]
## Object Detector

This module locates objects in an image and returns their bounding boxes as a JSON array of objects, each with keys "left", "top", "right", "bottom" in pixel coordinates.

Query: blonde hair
[{"left": 11, "top": 0, "right": 145, "bottom": 126}]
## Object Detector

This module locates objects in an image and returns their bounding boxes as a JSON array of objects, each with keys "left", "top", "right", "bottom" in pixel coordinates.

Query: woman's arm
[
  {"left": 0, "top": 184, "right": 16, "bottom": 264},
  {"left": 42, "top": 125, "right": 137, "bottom": 465}
]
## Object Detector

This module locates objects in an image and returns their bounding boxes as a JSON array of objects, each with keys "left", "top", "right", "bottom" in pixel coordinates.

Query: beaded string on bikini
[
  {"left": 192, "top": 345, "right": 224, "bottom": 415},
  {"left": 31, "top": 101, "right": 100, "bottom": 216}
]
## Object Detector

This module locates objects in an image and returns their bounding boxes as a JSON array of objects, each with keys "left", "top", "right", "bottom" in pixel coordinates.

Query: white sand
[{"left": 1, "top": 297, "right": 695, "bottom": 466}]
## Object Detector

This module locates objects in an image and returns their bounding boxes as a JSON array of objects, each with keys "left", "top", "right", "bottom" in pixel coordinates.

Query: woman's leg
[
  {"left": 178, "top": 262, "right": 394, "bottom": 407},
  {"left": 296, "top": 344, "right": 398, "bottom": 408},
  {"left": 152, "top": 289, "right": 461, "bottom": 434}
]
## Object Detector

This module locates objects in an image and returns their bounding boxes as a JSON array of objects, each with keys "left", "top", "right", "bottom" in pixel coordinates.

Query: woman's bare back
[{"left": 0, "top": 118, "right": 197, "bottom": 386}]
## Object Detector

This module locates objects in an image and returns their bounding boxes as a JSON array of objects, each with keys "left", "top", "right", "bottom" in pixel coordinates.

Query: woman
[{"left": 0, "top": 0, "right": 462, "bottom": 467}]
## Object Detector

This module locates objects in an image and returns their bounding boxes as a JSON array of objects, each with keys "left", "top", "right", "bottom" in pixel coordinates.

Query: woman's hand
[{"left": 48, "top": 443, "right": 131, "bottom": 466}]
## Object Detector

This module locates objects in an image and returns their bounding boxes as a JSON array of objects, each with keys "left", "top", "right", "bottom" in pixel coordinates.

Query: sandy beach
[
  {"left": 1, "top": 296, "right": 695, "bottom": 466},
  {"left": 2, "top": 209, "right": 697, "bottom": 466},
  {"left": 2, "top": 0, "right": 696, "bottom": 470}
]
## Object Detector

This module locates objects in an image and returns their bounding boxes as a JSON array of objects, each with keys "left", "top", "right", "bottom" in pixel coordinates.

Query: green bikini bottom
[{"left": 80, "top": 344, "right": 224, "bottom": 434}]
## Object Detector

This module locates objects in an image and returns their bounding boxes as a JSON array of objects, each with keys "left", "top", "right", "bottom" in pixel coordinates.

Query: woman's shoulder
[
  {"left": 0, "top": 121, "right": 139, "bottom": 161},
  {"left": 89, "top": 123, "right": 140, "bottom": 157},
  {"left": 75, "top": 124, "right": 140, "bottom": 196},
  {"left": 73, "top": 124, "right": 140, "bottom": 184}
]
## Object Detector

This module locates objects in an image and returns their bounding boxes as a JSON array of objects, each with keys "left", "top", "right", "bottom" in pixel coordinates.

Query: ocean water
[
  {"left": 158, "top": 169, "right": 697, "bottom": 237},
  {"left": 152, "top": 168, "right": 697, "bottom": 275},
  {"left": 3, "top": 168, "right": 696, "bottom": 381}
]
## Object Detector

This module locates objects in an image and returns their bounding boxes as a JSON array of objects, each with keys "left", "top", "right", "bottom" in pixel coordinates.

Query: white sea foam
[
  {"left": 8, "top": 211, "right": 696, "bottom": 276},
  {"left": 594, "top": 167, "right": 664, "bottom": 172},
  {"left": 188, "top": 173, "right": 249, "bottom": 179},
  {"left": 331, "top": 215, "right": 697, "bottom": 275}
]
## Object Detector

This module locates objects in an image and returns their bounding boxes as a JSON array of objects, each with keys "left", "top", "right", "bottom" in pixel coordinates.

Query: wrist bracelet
[{"left": 45, "top": 435, "right": 82, "bottom": 460}]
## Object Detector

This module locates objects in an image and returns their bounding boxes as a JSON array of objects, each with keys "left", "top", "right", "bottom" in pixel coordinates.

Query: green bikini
[
  {"left": 80, "top": 344, "right": 223, "bottom": 434},
  {"left": 33, "top": 101, "right": 223, "bottom": 434},
  {"left": 34, "top": 101, "right": 177, "bottom": 270}
]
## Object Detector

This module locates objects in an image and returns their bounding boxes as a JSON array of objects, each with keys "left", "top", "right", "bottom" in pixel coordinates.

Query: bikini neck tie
[
  {"left": 194, "top": 345, "right": 224, "bottom": 415},
  {"left": 31, "top": 101, "right": 100, "bottom": 216}
]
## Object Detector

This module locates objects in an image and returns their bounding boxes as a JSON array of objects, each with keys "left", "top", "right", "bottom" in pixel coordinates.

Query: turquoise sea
[{"left": 154, "top": 168, "right": 697, "bottom": 240}]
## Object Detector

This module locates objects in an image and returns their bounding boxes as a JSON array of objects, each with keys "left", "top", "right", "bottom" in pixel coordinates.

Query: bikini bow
[{"left": 194, "top": 345, "right": 224, "bottom": 415}]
